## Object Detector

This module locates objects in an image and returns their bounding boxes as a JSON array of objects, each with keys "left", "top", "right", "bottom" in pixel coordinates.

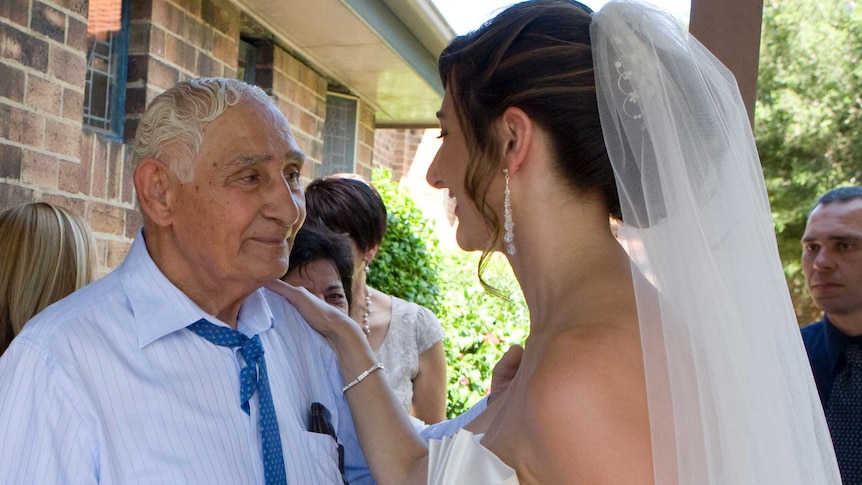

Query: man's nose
[
  {"left": 813, "top": 248, "right": 836, "bottom": 271},
  {"left": 265, "top": 176, "right": 304, "bottom": 227}
]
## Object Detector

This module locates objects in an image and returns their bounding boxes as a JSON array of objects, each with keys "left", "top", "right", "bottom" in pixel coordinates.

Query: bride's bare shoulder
[{"left": 519, "top": 325, "right": 653, "bottom": 484}]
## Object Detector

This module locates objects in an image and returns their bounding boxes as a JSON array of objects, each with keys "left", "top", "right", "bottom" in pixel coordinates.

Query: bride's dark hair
[{"left": 438, "top": 0, "right": 618, "bottom": 246}]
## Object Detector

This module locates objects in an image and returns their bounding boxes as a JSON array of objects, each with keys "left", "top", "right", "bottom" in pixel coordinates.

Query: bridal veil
[{"left": 591, "top": 1, "right": 841, "bottom": 483}]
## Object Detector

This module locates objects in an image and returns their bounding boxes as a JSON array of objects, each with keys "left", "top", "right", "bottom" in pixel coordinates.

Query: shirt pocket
[{"left": 288, "top": 430, "right": 343, "bottom": 484}]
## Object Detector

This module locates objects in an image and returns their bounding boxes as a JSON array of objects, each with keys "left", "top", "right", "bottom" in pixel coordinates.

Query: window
[
  {"left": 83, "top": 0, "right": 130, "bottom": 140},
  {"left": 238, "top": 39, "right": 259, "bottom": 85},
  {"left": 322, "top": 94, "right": 359, "bottom": 176}
]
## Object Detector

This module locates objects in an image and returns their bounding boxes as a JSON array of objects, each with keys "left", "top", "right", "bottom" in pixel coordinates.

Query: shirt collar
[
  {"left": 120, "top": 230, "right": 275, "bottom": 348},
  {"left": 823, "top": 314, "right": 862, "bottom": 373}
]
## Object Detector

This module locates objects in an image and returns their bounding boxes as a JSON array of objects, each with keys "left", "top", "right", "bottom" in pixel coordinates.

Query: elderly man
[
  {"left": 801, "top": 186, "right": 862, "bottom": 484},
  {"left": 0, "top": 78, "right": 480, "bottom": 484}
]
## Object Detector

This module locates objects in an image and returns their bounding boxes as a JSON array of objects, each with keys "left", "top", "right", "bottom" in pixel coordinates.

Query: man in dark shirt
[{"left": 800, "top": 185, "right": 862, "bottom": 483}]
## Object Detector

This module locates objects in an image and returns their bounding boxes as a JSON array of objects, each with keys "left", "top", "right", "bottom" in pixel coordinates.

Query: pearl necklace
[{"left": 362, "top": 286, "right": 372, "bottom": 336}]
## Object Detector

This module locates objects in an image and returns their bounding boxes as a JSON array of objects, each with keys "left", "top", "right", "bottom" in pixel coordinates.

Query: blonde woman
[{"left": 0, "top": 202, "right": 95, "bottom": 354}]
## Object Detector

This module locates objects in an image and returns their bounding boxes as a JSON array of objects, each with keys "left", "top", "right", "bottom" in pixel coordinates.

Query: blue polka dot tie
[
  {"left": 826, "top": 343, "right": 862, "bottom": 484},
  {"left": 188, "top": 319, "right": 287, "bottom": 485}
]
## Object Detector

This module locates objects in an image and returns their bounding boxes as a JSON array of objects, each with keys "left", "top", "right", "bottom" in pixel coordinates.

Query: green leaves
[{"left": 756, "top": 0, "right": 862, "bottom": 323}]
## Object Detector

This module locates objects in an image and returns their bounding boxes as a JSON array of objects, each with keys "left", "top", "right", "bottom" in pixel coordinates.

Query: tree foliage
[{"left": 756, "top": 0, "right": 862, "bottom": 323}]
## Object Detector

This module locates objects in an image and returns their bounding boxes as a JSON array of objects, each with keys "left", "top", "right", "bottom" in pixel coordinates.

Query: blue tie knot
[{"left": 187, "top": 320, "right": 266, "bottom": 415}]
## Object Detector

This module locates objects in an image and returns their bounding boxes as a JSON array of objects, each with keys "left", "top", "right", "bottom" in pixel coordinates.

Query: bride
[{"left": 269, "top": 0, "right": 841, "bottom": 483}]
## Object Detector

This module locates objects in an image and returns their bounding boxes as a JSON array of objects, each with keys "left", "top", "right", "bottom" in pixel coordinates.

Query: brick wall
[
  {"left": 0, "top": 0, "right": 346, "bottom": 274},
  {"left": 372, "top": 128, "right": 425, "bottom": 181}
]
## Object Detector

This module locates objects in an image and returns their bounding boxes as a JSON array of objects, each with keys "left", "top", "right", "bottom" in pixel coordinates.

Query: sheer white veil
[{"left": 590, "top": 2, "right": 840, "bottom": 483}]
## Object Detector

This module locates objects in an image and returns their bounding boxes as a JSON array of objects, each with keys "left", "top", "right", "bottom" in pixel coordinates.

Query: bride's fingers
[
  {"left": 265, "top": 279, "right": 357, "bottom": 337},
  {"left": 265, "top": 279, "right": 314, "bottom": 306}
]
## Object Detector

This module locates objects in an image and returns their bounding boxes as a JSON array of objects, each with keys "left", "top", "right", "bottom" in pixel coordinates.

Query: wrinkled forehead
[{"left": 204, "top": 96, "right": 305, "bottom": 160}]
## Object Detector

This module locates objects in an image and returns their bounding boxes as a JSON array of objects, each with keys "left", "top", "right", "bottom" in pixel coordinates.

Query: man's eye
[{"left": 285, "top": 169, "right": 302, "bottom": 185}]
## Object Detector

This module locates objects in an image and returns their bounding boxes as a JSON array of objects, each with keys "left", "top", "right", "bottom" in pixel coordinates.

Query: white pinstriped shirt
[{"left": 0, "top": 232, "right": 483, "bottom": 484}]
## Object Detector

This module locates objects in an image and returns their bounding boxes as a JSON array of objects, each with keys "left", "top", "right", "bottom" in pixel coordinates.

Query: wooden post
[{"left": 688, "top": 0, "right": 764, "bottom": 126}]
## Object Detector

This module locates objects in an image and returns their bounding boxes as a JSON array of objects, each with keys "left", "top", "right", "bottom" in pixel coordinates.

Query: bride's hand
[{"left": 265, "top": 279, "right": 362, "bottom": 343}]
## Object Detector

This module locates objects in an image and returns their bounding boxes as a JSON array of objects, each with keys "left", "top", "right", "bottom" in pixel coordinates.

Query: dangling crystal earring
[{"left": 503, "top": 168, "right": 516, "bottom": 256}]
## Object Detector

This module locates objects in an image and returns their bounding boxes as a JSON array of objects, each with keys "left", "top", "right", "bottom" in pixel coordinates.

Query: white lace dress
[
  {"left": 428, "top": 429, "right": 519, "bottom": 484},
  {"left": 374, "top": 296, "right": 444, "bottom": 414}
]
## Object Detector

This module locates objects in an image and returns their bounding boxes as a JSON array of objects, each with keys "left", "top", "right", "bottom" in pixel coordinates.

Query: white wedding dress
[{"left": 428, "top": 430, "right": 518, "bottom": 485}]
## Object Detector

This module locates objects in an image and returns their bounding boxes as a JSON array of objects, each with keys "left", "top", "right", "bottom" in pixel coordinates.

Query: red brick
[
  {"left": 21, "top": 150, "right": 59, "bottom": 188},
  {"left": 78, "top": 130, "right": 94, "bottom": 162},
  {"left": 45, "top": 119, "right": 81, "bottom": 158},
  {"left": 0, "top": 63, "right": 25, "bottom": 103},
  {"left": 302, "top": 159, "right": 316, "bottom": 179},
  {"left": 32, "top": 2, "right": 67, "bottom": 43},
  {"left": 0, "top": 184, "right": 36, "bottom": 212},
  {"left": 106, "top": 239, "right": 131, "bottom": 268},
  {"left": 149, "top": 25, "right": 167, "bottom": 58},
  {"left": 0, "top": 144, "right": 23, "bottom": 179},
  {"left": 357, "top": 144, "right": 372, "bottom": 166},
  {"left": 67, "top": 16, "right": 88, "bottom": 52},
  {"left": 50, "top": 46, "right": 86, "bottom": 87},
  {"left": 106, "top": 141, "right": 125, "bottom": 201},
  {"left": 211, "top": 32, "right": 237, "bottom": 67},
  {"left": 183, "top": 15, "right": 211, "bottom": 51},
  {"left": 93, "top": 237, "right": 108, "bottom": 271},
  {"left": 59, "top": 157, "right": 91, "bottom": 194},
  {"left": 53, "top": 0, "right": 87, "bottom": 17},
  {"left": 90, "top": 138, "right": 108, "bottom": 198},
  {"left": 201, "top": 0, "right": 236, "bottom": 36},
  {"left": 0, "top": 23, "right": 50, "bottom": 72},
  {"left": 124, "top": 208, "right": 142, "bottom": 238},
  {"left": 298, "top": 68, "right": 321, "bottom": 94},
  {"left": 0, "top": 0, "right": 29, "bottom": 27},
  {"left": 222, "top": 65, "right": 235, "bottom": 79},
  {"left": 130, "top": 0, "right": 154, "bottom": 21},
  {"left": 86, "top": 200, "right": 125, "bottom": 235},
  {"left": 122, "top": 148, "right": 136, "bottom": 204},
  {"left": 123, "top": 118, "right": 140, "bottom": 145},
  {"left": 27, "top": 75, "right": 63, "bottom": 116},
  {"left": 196, "top": 53, "right": 218, "bottom": 78},
  {"left": 147, "top": 58, "right": 180, "bottom": 91},
  {"left": 177, "top": 0, "right": 202, "bottom": 17},
  {"left": 0, "top": 104, "right": 46, "bottom": 147},
  {"left": 128, "top": 22, "right": 151, "bottom": 56},
  {"left": 152, "top": 0, "right": 184, "bottom": 36},
  {"left": 165, "top": 34, "right": 196, "bottom": 72},
  {"left": 62, "top": 87, "right": 84, "bottom": 121},
  {"left": 42, "top": 193, "right": 86, "bottom": 216}
]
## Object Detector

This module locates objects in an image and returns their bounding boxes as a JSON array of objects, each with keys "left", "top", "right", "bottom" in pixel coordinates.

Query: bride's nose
[{"left": 426, "top": 150, "right": 445, "bottom": 189}]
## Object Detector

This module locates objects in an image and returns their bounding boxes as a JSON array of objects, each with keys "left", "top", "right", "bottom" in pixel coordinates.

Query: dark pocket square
[{"left": 309, "top": 402, "right": 348, "bottom": 484}]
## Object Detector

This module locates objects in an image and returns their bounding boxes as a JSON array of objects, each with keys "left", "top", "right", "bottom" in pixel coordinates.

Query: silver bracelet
[{"left": 342, "top": 362, "right": 384, "bottom": 394}]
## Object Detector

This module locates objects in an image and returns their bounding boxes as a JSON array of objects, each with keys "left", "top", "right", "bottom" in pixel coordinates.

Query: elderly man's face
[
  {"left": 170, "top": 96, "right": 305, "bottom": 289},
  {"left": 802, "top": 198, "right": 862, "bottom": 319}
]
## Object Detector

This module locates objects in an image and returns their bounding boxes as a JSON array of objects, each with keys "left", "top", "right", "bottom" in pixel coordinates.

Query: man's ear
[
  {"left": 134, "top": 158, "right": 177, "bottom": 227},
  {"left": 499, "top": 106, "right": 533, "bottom": 174}
]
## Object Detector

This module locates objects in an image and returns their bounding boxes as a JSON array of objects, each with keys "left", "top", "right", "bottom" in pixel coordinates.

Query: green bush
[
  {"left": 367, "top": 168, "right": 443, "bottom": 313},
  {"left": 437, "top": 250, "right": 528, "bottom": 417},
  {"left": 369, "top": 167, "right": 528, "bottom": 418}
]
